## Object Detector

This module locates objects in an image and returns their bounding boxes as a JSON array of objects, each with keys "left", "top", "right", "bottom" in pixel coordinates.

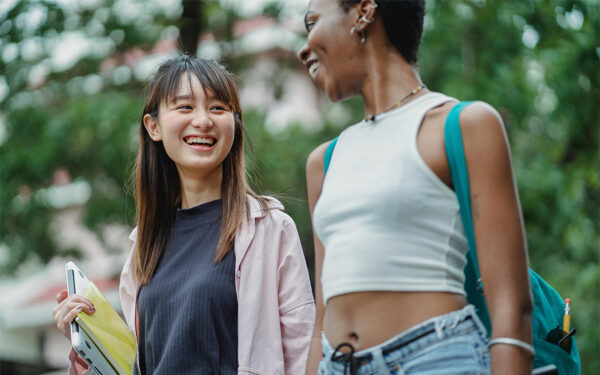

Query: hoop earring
[
  {"left": 361, "top": 16, "right": 374, "bottom": 24},
  {"left": 350, "top": 26, "right": 366, "bottom": 45}
]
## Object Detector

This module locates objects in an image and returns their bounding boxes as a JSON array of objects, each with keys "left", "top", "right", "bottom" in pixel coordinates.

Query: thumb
[{"left": 56, "top": 289, "right": 69, "bottom": 303}]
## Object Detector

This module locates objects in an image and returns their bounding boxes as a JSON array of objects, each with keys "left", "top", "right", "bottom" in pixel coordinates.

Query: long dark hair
[{"left": 132, "top": 55, "right": 268, "bottom": 285}]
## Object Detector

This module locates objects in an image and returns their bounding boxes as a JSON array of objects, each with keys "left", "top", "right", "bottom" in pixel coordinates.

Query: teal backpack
[{"left": 322, "top": 102, "right": 581, "bottom": 374}]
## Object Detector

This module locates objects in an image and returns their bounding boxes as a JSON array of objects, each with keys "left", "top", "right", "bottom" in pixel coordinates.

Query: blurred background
[{"left": 0, "top": 0, "right": 597, "bottom": 374}]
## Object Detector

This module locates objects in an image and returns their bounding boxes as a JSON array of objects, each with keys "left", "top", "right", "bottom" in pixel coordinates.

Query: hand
[{"left": 52, "top": 289, "right": 95, "bottom": 340}]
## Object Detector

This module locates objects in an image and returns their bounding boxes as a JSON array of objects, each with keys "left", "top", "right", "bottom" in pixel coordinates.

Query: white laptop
[{"left": 66, "top": 261, "right": 136, "bottom": 375}]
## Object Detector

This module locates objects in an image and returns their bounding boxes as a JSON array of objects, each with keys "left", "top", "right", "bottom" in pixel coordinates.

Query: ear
[
  {"left": 143, "top": 114, "right": 162, "bottom": 141},
  {"left": 354, "top": 0, "right": 378, "bottom": 33}
]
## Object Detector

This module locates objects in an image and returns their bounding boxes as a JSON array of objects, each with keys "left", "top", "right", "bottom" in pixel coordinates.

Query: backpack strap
[
  {"left": 323, "top": 137, "right": 339, "bottom": 176},
  {"left": 444, "top": 101, "right": 492, "bottom": 334},
  {"left": 444, "top": 102, "right": 479, "bottom": 274}
]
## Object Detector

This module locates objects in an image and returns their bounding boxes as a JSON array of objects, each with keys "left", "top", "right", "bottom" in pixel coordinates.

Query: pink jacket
[{"left": 70, "top": 196, "right": 315, "bottom": 375}]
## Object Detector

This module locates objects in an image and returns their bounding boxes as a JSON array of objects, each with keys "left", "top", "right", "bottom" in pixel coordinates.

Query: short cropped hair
[{"left": 340, "top": 0, "right": 425, "bottom": 66}]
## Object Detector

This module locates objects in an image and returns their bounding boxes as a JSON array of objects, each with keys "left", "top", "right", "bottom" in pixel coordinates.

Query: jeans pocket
[{"left": 400, "top": 334, "right": 489, "bottom": 374}]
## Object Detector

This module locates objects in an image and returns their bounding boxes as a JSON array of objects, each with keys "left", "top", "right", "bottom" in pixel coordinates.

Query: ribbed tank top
[
  {"left": 313, "top": 92, "right": 468, "bottom": 304},
  {"left": 137, "top": 199, "right": 237, "bottom": 374}
]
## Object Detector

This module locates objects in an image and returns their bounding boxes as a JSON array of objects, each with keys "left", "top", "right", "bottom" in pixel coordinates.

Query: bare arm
[
  {"left": 304, "top": 141, "right": 330, "bottom": 375},
  {"left": 460, "top": 102, "right": 533, "bottom": 375}
]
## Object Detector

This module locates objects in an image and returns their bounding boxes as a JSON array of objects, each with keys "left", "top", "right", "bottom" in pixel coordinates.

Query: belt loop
[
  {"left": 449, "top": 312, "right": 461, "bottom": 329},
  {"left": 435, "top": 319, "right": 446, "bottom": 339},
  {"left": 371, "top": 349, "right": 392, "bottom": 375}
]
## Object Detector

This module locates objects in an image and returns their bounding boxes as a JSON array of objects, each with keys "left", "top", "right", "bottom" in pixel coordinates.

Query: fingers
[
  {"left": 62, "top": 305, "right": 83, "bottom": 330},
  {"left": 52, "top": 293, "right": 96, "bottom": 341},
  {"left": 56, "top": 289, "right": 68, "bottom": 303},
  {"left": 57, "top": 294, "right": 95, "bottom": 311}
]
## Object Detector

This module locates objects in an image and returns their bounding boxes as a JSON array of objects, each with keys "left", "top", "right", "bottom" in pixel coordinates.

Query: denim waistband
[{"left": 322, "top": 305, "right": 487, "bottom": 369}]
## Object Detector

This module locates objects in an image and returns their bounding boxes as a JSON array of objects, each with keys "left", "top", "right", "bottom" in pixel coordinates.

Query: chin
[
  {"left": 325, "top": 88, "right": 352, "bottom": 103},
  {"left": 322, "top": 79, "right": 356, "bottom": 102}
]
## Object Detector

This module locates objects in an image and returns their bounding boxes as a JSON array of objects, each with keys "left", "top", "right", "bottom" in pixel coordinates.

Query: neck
[
  {"left": 359, "top": 44, "right": 424, "bottom": 116},
  {"left": 177, "top": 167, "right": 223, "bottom": 209}
]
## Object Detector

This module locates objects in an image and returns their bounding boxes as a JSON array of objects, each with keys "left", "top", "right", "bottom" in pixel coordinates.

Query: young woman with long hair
[
  {"left": 53, "top": 55, "right": 315, "bottom": 374},
  {"left": 298, "top": 0, "right": 533, "bottom": 374}
]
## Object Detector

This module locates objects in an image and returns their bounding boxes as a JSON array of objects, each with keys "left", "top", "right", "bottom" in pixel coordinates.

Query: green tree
[{"left": 0, "top": 0, "right": 193, "bottom": 269}]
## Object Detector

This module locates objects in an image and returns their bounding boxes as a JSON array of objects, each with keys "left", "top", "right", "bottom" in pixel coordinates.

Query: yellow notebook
[
  {"left": 75, "top": 281, "right": 136, "bottom": 375},
  {"left": 66, "top": 261, "right": 136, "bottom": 375}
]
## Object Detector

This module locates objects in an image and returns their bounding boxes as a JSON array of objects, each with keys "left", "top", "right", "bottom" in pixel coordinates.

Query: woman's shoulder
[
  {"left": 247, "top": 194, "right": 282, "bottom": 215},
  {"left": 248, "top": 195, "right": 299, "bottom": 231},
  {"left": 306, "top": 139, "right": 338, "bottom": 181},
  {"left": 457, "top": 101, "right": 508, "bottom": 150},
  {"left": 307, "top": 140, "right": 332, "bottom": 167},
  {"left": 459, "top": 101, "right": 504, "bottom": 129}
]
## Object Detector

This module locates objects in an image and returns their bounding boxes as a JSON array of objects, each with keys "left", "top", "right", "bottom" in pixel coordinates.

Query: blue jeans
[{"left": 319, "top": 305, "right": 490, "bottom": 375}]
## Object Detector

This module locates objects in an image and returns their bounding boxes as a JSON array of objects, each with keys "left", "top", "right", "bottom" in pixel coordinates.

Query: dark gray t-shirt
[{"left": 137, "top": 199, "right": 238, "bottom": 374}]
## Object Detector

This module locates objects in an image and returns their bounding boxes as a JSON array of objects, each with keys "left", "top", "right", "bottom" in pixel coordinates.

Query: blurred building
[{"left": 0, "top": 170, "right": 131, "bottom": 374}]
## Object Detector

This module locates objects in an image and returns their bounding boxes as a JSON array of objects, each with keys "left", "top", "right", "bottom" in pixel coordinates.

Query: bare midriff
[{"left": 323, "top": 291, "right": 468, "bottom": 352}]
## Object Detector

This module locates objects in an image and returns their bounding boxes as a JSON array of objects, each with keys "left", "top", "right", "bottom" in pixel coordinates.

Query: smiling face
[
  {"left": 143, "top": 73, "right": 235, "bottom": 180},
  {"left": 298, "top": 0, "right": 365, "bottom": 101}
]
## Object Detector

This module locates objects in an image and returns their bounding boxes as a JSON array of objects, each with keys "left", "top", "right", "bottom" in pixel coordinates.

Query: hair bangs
[{"left": 190, "top": 61, "right": 241, "bottom": 117}]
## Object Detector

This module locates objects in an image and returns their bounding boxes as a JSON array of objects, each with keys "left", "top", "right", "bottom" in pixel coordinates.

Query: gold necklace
[{"left": 365, "top": 85, "right": 426, "bottom": 122}]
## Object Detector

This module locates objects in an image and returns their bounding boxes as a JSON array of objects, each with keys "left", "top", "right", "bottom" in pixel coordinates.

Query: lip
[{"left": 306, "top": 58, "right": 319, "bottom": 79}]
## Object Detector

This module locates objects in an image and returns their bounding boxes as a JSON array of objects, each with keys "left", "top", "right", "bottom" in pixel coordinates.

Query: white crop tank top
[{"left": 313, "top": 92, "right": 468, "bottom": 304}]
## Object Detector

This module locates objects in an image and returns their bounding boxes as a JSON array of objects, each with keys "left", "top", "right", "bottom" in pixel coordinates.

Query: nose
[
  {"left": 297, "top": 42, "right": 310, "bottom": 64},
  {"left": 191, "top": 109, "right": 213, "bottom": 129}
]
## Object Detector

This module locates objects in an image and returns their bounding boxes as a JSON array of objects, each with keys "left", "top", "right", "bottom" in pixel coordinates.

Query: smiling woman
[
  {"left": 298, "top": 1, "right": 535, "bottom": 375},
  {"left": 52, "top": 55, "right": 315, "bottom": 374},
  {"left": 135, "top": 57, "right": 250, "bottom": 273}
]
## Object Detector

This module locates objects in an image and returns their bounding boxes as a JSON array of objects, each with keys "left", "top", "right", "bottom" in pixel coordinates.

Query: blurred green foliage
[
  {"left": 0, "top": 0, "right": 597, "bottom": 372},
  {"left": 419, "top": 2, "right": 599, "bottom": 371}
]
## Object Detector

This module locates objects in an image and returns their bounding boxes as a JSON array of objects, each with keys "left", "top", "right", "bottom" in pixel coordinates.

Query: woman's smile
[{"left": 183, "top": 135, "right": 217, "bottom": 150}]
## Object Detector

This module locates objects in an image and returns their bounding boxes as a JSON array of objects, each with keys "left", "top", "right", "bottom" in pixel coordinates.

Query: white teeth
[
  {"left": 185, "top": 136, "right": 214, "bottom": 146},
  {"left": 309, "top": 62, "right": 319, "bottom": 78}
]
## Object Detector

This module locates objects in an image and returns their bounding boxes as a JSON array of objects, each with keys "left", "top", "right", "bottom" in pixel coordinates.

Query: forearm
[
  {"left": 305, "top": 331, "right": 322, "bottom": 375},
  {"left": 490, "top": 343, "right": 533, "bottom": 375},
  {"left": 489, "top": 296, "right": 533, "bottom": 374}
]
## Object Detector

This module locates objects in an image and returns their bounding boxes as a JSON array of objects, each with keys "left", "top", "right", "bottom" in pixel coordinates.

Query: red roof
[{"left": 22, "top": 277, "right": 120, "bottom": 306}]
